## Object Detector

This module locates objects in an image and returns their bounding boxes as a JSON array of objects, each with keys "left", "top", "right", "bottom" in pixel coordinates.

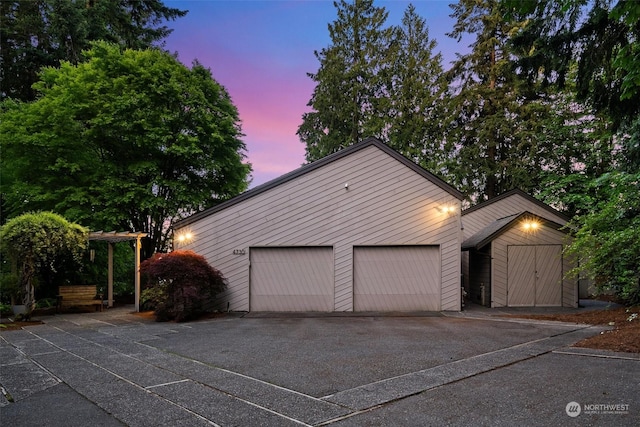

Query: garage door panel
[
  {"left": 535, "top": 245, "right": 562, "bottom": 306},
  {"left": 250, "top": 296, "right": 333, "bottom": 312},
  {"left": 354, "top": 246, "right": 440, "bottom": 311},
  {"left": 250, "top": 247, "right": 333, "bottom": 311},
  {"left": 508, "top": 246, "right": 536, "bottom": 306},
  {"left": 355, "top": 295, "right": 440, "bottom": 311}
]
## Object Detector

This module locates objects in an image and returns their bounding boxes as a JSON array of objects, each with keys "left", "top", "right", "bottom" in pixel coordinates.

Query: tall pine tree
[
  {"left": 1, "top": 0, "right": 186, "bottom": 101},
  {"left": 445, "top": 0, "right": 554, "bottom": 202},
  {"left": 380, "top": 4, "right": 449, "bottom": 174},
  {"left": 297, "top": 0, "right": 391, "bottom": 162}
]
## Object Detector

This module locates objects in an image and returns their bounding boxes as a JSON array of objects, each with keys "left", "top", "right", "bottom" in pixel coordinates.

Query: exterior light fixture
[
  {"left": 522, "top": 220, "right": 540, "bottom": 232},
  {"left": 439, "top": 205, "right": 457, "bottom": 215},
  {"left": 175, "top": 231, "right": 193, "bottom": 245}
]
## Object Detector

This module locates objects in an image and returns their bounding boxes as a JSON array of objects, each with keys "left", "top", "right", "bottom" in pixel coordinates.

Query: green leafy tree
[
  {"left": 502, "top": 1, "right": 639, "bottom": 304},
  {"left": 298, "top": 0, "right": 391, "bottom": 161},
  {"left": 0, "top": 212, "right": 87, "bottom": 313},
  {"left": 565, "top": 171, "right": 640, "bottom": 305},
  {"left": 0, "top": 42, "right": 251, "bottom": 259},
  {"left": 0, "top": 0, "right": 186, "bottom": 101}
]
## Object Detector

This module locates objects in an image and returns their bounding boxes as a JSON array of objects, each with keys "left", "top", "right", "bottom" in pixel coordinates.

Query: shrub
[
  {"left": 0, "top": 212, "right": 87, "bottom": 313},
  {"left": 140, "top": 250, "right": 227, "bottom": 322}
]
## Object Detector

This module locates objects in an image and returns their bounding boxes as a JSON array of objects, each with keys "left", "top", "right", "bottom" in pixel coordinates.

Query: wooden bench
[{"left": 58, "top": 285, "right": 103, "bottom": 312}]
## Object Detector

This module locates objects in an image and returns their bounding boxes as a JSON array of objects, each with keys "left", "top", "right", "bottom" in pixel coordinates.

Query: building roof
[
  {"left": 461, "top": 189, "right": 569, "bottom": 222},
  {"left": 175, "top": 137, "right": 464, "bottom": 228},
  {"left": 461, "top": 211, "right": 567, "bottom": 251}
]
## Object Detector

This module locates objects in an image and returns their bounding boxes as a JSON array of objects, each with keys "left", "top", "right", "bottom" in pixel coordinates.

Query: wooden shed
[
  {"left": 461, "top": 190, "right": 577, "bottom": 308},
  {"left": 173, "top": 138, "right": 464, "bottom": 312}
]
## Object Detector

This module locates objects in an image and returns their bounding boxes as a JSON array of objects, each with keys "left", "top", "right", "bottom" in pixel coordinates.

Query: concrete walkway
[{"left": 1, "top": 304, "right": 638, "bottom": 426}]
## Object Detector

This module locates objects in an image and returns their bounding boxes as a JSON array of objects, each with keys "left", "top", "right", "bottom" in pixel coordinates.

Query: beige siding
[
  {"left": 461, "top": 192, "right": 568, "bottom": 293},
  {"left": 462, "top": 193, "right": 567, "bottom": 240},
  {"left": 535, "top": 245, "right": 563, "bottom": 305},
  {"left": 491, "top": 225, "right": 576, "bottom": 307},
  {"left": 178, "top": 145, "right": 462, "bottom": 311}
]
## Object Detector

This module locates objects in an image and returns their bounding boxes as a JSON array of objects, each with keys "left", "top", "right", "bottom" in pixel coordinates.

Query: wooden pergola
[{"left": 88, "top": 231, "right": 148, "bottom": 312}]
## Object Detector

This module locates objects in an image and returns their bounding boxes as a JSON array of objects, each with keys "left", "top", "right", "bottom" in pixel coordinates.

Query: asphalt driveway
[{"left": 1, "top": 306, "right": 638, "bottom": 426}]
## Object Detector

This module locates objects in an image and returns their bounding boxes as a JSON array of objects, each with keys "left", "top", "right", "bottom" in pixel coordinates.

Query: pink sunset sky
[{"left": 164, "top": 0, "right": 466, "bottom": 187}]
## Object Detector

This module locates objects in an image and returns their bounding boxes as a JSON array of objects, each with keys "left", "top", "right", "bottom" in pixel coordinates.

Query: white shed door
[
  {"left": 353, "top": 246, "right": 440, "bottom": 311},
  {"left": 250, "top": 247, "right": 334, "bottom": 311},
  {"left": 508, "top": 245, "right": 562, "bottom": 307}
]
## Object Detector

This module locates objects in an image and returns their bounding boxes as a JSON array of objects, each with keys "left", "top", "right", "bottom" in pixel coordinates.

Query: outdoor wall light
[
  {"left": 522, "top": 220, "right": 540, "bottom": 232},
  {"left": 439, "top": 205, "right": 457, "bottom": 215},
  {"left": 175, "top": 231, "right": 193, "bottom": 244}
]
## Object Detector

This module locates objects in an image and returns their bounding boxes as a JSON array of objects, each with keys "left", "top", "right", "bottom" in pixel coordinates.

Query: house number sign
[{"left": 232, "top": 249, "right": 246, "bottom": 255}]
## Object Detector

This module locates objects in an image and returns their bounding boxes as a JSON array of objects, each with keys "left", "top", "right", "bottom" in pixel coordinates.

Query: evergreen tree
[
  {"left": 506, "top": 0, "right": 640, "bottom": 132},
  {"left": 381, "top": 4, "right": 449, "bottom": 174},
  {"left": 297, "top": 0, "right": 391, "bottom": 162},
  {"left": 445, "top": 0, "right": 554, "bottom": 201},
  {"left": 0, "top": 0, "right": 186, "bottom": 101}
]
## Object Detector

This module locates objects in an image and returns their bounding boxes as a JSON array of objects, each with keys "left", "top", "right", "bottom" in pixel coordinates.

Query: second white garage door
[
  {"left": 354, "top": 246, "right": 440, "bottom": 311},
  {"left": 250, "top": 247, "right": 334, "bottom": 311}
]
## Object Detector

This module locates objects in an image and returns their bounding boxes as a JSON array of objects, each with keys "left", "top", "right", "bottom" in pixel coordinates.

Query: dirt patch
[
  {"left": 133, "top": 310, "right": 157, "bottom": 320},
  {"left": 132, "top": 310, "right": 230, "bottom": 322},
  {"left": 503, "top": 306, "right": 640, "bottom": 353},
  {"left": 0, "top": 320, "right": 44, "bottom": 331}
]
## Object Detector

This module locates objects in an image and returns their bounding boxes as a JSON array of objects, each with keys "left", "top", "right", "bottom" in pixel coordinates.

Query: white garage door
[
  {"left": 250, "top": 247, "right": 334, "bottom": 311},
  {"left": 354, "top": 246, "right": 440, "bottom": 311}
]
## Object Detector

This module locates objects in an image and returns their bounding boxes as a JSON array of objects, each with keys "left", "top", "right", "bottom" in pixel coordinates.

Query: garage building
[
  {"left": 461, "top": 190, "right": 577, "bottom": 308},
  {"left": 173, "top": 138, "right": 464, "bottom": 312}
]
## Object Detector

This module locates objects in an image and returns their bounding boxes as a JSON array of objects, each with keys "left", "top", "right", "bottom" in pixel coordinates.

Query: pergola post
[
  {"left": 88, "top": 231, "right": 148, "bottom": 313},
  {"left": 108, "top": 242, "right": 114, "bottom": 308},
  {"left": 135, "top": 236, "right": 141, "bottom": 312}
]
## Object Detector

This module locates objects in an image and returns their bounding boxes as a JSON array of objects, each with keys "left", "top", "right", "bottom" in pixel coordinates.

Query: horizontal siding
[{"left": 178, "top": 145, "right": 461, "bottom": 311}]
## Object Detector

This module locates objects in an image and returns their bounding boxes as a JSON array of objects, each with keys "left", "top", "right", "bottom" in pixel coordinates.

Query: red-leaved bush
[{"left": 140, "top": 250, "right": 227, "bottom": 322}]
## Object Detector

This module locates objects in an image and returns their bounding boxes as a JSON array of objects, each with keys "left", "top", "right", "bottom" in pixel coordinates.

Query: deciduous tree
[
  {"left": 0, "top": 212, "right": 87, "bottom": 313},
  {"left": 0, "top": 42, "right": 251, "bottom": 259},
  {"left": 140, "top": 250, "right": 227, "bottom": 321}
]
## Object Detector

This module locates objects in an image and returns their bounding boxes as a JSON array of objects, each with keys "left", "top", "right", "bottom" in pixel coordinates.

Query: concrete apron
[{"left": 0, "top": 306, "right": 635, "bottom": 427}]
